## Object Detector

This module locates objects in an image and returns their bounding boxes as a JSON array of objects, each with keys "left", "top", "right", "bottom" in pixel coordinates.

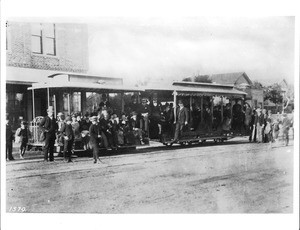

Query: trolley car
[
  {"left": 26, "top": 74, "right": 247, "bottom": 154},
  {"left": 144, "top": 81, "right": 247, "bottom": 146}
]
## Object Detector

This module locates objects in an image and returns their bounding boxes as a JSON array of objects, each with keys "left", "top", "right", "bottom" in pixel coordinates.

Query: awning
[
  {"left": 27, "top": 81, "right": 143, "bottom": 93},
  {"left": 6, "top": 66, "right": 61, "bottom": 84},
  {"left": 174, "top": 85, "right": 247, "bottom": 97},
  {"left": 145, "top": 81, "right": 247, "bottom": 97}
]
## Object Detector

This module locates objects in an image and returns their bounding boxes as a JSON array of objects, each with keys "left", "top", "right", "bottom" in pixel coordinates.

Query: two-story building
[{"left": 6, "top": 21, "right": 90, "bottom": 128}]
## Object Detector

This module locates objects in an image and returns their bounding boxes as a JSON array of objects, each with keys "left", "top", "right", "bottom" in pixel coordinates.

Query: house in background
[{"left": 209, "top": 72, "right": 264, "bottom": 109}]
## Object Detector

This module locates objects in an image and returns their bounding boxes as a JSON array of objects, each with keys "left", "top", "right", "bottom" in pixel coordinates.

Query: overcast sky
[{"left": 88, "top": 17, "right": 295, "bottom": 86}]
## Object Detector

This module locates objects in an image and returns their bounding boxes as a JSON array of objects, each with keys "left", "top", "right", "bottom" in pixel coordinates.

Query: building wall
[
  {"left": 6, "top": 21, "right": 89, "bottom": 128},
  {"left": 6, "top": 22, "right": 88, "bottom": 73}
]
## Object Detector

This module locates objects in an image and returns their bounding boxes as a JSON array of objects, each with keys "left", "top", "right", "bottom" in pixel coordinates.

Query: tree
[
  {"left": 252, "top": 80, "right": 263, "bottom": 89},
  {"left": 182, "top": 75, "right": 212, "bottom": 83},
  {"left": 264, "top": 83, "right": 283, "bottom": 111}
]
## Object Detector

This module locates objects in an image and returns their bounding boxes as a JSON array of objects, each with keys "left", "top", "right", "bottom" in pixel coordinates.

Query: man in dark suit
[
  {"left": 60, "top": 116, "right": 74, "bottom": 163},
  {"left": 172, "top": 100, "right": 189, "bottom": 142},
  {"left": 89, "top": 116, "right": 102, "bottom": 163},
  {"left": 39, "top": 106, "right": 58, "bottom": 162},
  {"left": 6, "top": 116, "right": 15, "bottom": 161}
]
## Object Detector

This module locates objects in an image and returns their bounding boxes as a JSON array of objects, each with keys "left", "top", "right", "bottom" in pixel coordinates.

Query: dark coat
[
  {"left": 6, "top": 124, "right": 14, "bottom": 142},
  {"left": 129, "top": 118, "right": 140, "bottom": 129},
  {"left": 39, "top": 116, "right": 58, "bottom": 135},
  {"left": 258, "top": 114, "right": 265, "bottom": 126},
  {"left": 89, "top": 123, "right": 101, "bottom": 145},
  {"left": 18, "top": 127, "right": 29, "bottom": 143},
  {"left": 60, "top": 123, "right": 74, "bottom": 141},
  {"left": 175, "top": 107, "right": 189, "bottom": 124}
]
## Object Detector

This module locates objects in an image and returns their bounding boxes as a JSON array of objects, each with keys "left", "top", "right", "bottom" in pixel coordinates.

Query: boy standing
[
  {"left": 60, "top": 116, "right": 74, "bottom": 163},
  {"left": 16, "top": 121, "right": 30, "bottom": 159}
]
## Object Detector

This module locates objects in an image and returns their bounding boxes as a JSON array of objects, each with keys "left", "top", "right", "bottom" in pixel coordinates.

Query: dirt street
[{"left": 6, "top": 138, "right": 293, "bottom": 213}]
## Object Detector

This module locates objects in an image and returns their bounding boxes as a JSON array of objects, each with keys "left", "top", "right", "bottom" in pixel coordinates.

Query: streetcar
[
  {"left": 144, "top": 81, "right": 247, "bottom": 146},
  {"left": 26, "top": 73, "right": 247, "bottom": 154}
]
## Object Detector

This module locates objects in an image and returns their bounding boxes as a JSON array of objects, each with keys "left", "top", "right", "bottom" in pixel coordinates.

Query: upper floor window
[{"left": 31, "top": 23, "right": 56, "bottom": 56}]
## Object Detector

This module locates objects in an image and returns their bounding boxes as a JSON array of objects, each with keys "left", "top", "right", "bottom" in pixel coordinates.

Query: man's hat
[
  {"left": 91, "top": 116, "right": 98, "bottom": 122},
  {"left": 65, "top": 116, "right": 72, "bottom": 122},
  {"left": 21, "top": 121, "right": 28, "bottom": 125},
  {"left": 57, "top": 112, "right": 63, "bottom": 117},
  {"left": 47, "top": 106, "right": 54, "bottom": 112}
]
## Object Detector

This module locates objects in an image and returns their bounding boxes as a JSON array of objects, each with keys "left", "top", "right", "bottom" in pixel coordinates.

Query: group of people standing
[
  {"left": 38, "top": 95, "right": 176, "bottom": 164},
  {"left": 248, "top": 108, "right": 293, "bottom": 147},
  {"left": 6, "top": 95, "right": 293, "bottom": 162}
]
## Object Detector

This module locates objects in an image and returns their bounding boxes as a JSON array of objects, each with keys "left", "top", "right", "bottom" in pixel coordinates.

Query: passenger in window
[
  {"left": 190, "top": 103, "right": 201, "bottom": 131},
  {"left": 161, "top": 103, "right": 174, "bottom": 137}
]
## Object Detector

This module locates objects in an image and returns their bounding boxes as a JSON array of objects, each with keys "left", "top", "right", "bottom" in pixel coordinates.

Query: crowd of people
[
  {"left": 37, "top": 95, "right": 175, "bottom": 163},
  {"left": 248, "top": 108, "right": 293, "bottom": 147},
  {"left": 5, "top": 96, "right": 293, "bottom": 163}
]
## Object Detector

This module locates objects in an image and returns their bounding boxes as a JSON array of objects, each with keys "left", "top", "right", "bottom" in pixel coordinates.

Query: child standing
[
  {"left": 16, "top": 121, "right": 29, "bottom": 159},
  {"left": 60, "top": 116, "right": 74, "bottom": 163}
]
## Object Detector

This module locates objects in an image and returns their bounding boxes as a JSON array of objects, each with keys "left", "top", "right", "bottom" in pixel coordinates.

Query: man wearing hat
[
  {"left": 140, "top": 97, "right": 150, "bottom": 134},
  {"left": 172, "top": 100, "right": 189, "bottom": 143},
  {"left": 89, "top": 116, "right": 102, "bottom": 163},
  {"left": 56, "top": 112, "right": 65, "bottom": 157},
  {"left": 39, "top": 106, "right": 58, "bottom": 162},
  {"left": 60, "top": 116, "right": 74, "bottom": 162}
]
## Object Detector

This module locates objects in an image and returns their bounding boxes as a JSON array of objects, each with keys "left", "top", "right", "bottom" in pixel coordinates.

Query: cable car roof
[
  {"left": 27, "top": 81, "right": 143, "bottom": 93},
  {"left": 145, "top": 81, "right": 247, "bottom": 97}
]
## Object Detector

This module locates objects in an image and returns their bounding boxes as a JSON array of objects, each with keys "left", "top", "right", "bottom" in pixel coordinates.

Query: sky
[{"left": 87, "top": 17, "right": 295, "bottom": 86}]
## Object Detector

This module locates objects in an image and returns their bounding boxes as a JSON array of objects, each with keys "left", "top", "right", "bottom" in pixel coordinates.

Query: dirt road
[{"left": 6, "top": 139, "right": 293, "bottom": 213}]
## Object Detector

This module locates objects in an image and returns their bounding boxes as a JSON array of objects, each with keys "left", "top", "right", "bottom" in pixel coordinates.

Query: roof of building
[
  {"left": 6, "top": 66, "right": 123, "bottom": 85},
  {"left": 209, "top": 72, "right": 253, "bottom": 86}
]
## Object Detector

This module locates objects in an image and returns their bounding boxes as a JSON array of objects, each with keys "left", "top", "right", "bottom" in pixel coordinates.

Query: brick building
[{"left": 6, "top": 21, "right": 89, "bottom": 129}]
